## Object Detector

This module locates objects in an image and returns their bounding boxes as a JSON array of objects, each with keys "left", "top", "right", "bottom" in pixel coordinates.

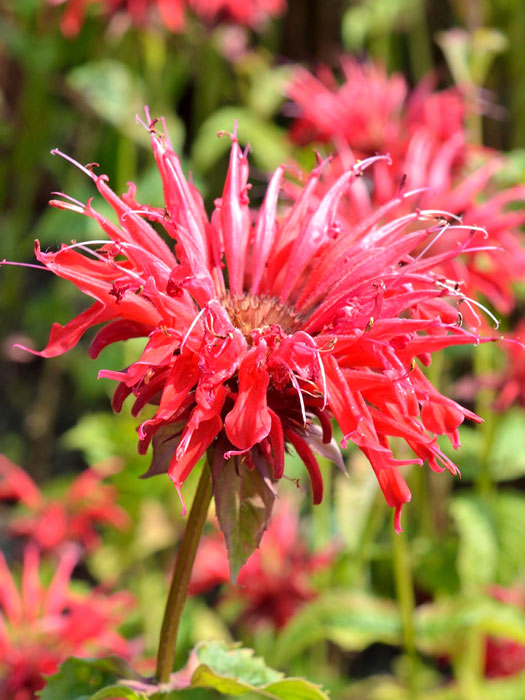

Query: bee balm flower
[
  {"left": 0, "top": 545, "right": 132, "bottom": 700},
  {"left": 20, "top": 113, "right": 487, "bottom": 540},
  {"left": 287, "top": 59, "right": 525, "bottom": 317},
  {"left": 53, "top": 0, "right": 284, "bottom": 37}
]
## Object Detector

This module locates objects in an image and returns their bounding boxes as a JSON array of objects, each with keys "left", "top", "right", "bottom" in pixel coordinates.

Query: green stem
[
  {"left": 407, "top": 0, "right": 432, "bottom": 81},
  {"left": 155, "top": 461, "right": 213, "bottom": 683},
  {"left": 473, "top": 343, "right": 496, "bottom": 496},
  {"left": 392, "top": 524, "right": 418, "bottom": 699}
]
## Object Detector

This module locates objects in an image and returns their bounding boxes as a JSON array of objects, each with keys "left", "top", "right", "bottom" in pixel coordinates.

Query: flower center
[{"left": 220, "top": 292, "right": 302, "bottom": 336}]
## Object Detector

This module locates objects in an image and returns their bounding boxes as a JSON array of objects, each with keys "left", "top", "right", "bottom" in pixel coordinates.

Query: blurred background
[{"left": 1, "top": 1, "right": 525, "bottom": 699}]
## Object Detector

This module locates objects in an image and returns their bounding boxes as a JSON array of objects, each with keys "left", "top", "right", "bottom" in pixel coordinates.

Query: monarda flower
[
  {"left": 492, "top": 320, "right": 525, "bottom": 411},
  {"left": 0, "top": 456, "right": 130, "bottom": 552},
  {"left": 52, "top": 0, "right": 284, "bottom": 37},
  {"left": 0, "top": 544, "right": 132, "bottom": 700},
  {"left": 19, "top": 113, "right": 489, "bottom": 566},
  {"left": 485, "top": 585, "right": 525, "bottom": 678},
  {"left": 287, "top": 58, "right": 525, "bottom": 317}
]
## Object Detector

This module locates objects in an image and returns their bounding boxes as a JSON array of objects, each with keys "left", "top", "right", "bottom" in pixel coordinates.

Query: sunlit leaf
[
  {"left": 450, "top": 495, "right": 498, "bottom": 588},
  {"left": 273, "top": 591, "right": 402, "bottom": 664}
]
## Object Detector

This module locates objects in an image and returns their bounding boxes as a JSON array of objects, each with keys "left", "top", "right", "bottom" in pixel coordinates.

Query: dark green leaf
[
  {"left": 212, "top": 458, "right": 275, "bottom": 581},
  {"left": 38, "top": 656, "right": 139, "bottom": 700}
]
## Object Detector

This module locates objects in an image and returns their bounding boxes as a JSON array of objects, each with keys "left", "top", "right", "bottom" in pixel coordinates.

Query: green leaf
[
  {"left": 414, "top": 595, "right": 525, "bottom": 655},
  {"left": 192, "top": 107, "right": 290, "bottom": 173},
  {"left": 450, "top": 495, "right": 498, "bottom": 589},
  {"left": 66, "top": 60, "right": 183, "bottom": 149},
  {"left": 190, "top": 641, "right": 329, "bottom": 699},
  {"left": 489, "top": 409, "right": 525, "bottom": 481},
  {"left": 87, "top": 643, "right": 328, "bottom": 699},
  {"left": 91, "top": 688, "right": 146, "bottom": 700},
  {"left": 493, "top": 492, "right": 525, "bottom": 583},
  {"left": 450, "top": 492, "right": 525, "bottom": 587},
  {"left": 38, "top": 656, "right": 139, "bottom": 700},
  {"left": 212, "top": 458, "right": 275, "bottom": 581},
  {"left": 273, "top": 591, "right": 402, "bottom": 664}
]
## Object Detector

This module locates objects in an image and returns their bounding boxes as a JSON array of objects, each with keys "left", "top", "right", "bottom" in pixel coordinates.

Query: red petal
[
  {"left": 224, "top": 341, "right": 271, "bottom": 450},
  {"left": 284, "top": 429, "right": 323, "bottom": 505}
]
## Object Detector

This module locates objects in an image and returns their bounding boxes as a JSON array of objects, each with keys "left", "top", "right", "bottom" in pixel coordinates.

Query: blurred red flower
[
  {"left": 52, "top": 0, "right": 284, "bottom": 37},
  {"left": 493, "top": 321, "right": 525, "bottom": 411},
  {"left": 484, "top": 585, "right": 525, "bottom": 678},
  {"left": 0, "top": 544, "right": 133, "bottom": 700},
  {"left": 287, "top": 59, "right": 525, "bottom": 318},
  {"left": 0, "top": 456, "right": 130, "bottom": 552},
  {"left": 190, "top": 499, "right": 334, "bottom": 628},
  {"left": 19, "top": 113, "right": 492, "bottom": 532}
]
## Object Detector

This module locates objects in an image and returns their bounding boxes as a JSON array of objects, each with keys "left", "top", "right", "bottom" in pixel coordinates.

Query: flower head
[
  {"left": 20, "top": 112, "right": 489, "bottom": 543},
  {"left": 0, "top": 544, "right": 132, "bottom": 700},
  {"left": 484, "top": 585, "right": 525, "bottom": 678},
  {"left": 0, "top": 456, "right": 130, "bottom": 552},
  {"left": 287, "top": 59, "right": 525, "bottom": 317},
  {"left": 493, "top": 321, "right": 525, "bottom": 411},
  {"left": 53, "top": 0, "right": 284, "bottom": 37}
]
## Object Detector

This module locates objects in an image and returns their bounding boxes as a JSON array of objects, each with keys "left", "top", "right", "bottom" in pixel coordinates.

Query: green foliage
[
  {"left": 40, "top": 644, "right": 329, "bottom": 700},
  {"left": 451, "top": 491, "right": 525, "bottom": 587},
  {"left": 192, "top": 108, "right": 290, "bottom": 173},
  {"left": 451, "top": 495, "right": 499, "bottom": 588},
  {"left": 67, "top": 60, "right": 184, "bottom": 150},
  {"left": 38, "top": 657, "right": 140, "bottom": 700},
  {"left": 273, "top": 591, "right": 402, "bottom": 664}
]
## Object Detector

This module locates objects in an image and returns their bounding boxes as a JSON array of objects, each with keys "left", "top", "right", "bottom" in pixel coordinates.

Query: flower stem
[
  {"left": 392, "top": 523, "right": 418, "bottom": 700},
  {"left": 155, "top": 461, "right": 213, "bottom": 683}
]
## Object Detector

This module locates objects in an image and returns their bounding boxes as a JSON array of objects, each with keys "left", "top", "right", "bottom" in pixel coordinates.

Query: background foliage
[{"left": 1, "top": 1, "right": 525, "bottom": 699}]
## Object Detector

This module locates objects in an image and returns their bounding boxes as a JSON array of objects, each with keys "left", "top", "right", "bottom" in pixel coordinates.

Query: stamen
[
  {"left": 438, "top": 281, "right": 501, "bottom": 329},
  {"left": 1, "top": 260, "right": 49, "bottom": 272},
  {"left": 289, "top": 371, "right": 307, "bottom": 427},
  {"left": 50, "top": 192, "right": 86, "bottom": 208},
  {"left": 180, "top": 305, "right": 207, "bottom": 352},
  {"left": 50, "top": 149, "right": 97, "bottom": 180}
]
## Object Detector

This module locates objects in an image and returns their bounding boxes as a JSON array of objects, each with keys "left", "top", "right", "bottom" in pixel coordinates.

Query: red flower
[
  {"left": 484, "top": 585, "right": 525, "bottom": 678},
  {"left": 0, "top": 544, "right": 133, "bottom": 700},
  {"left": 287, "top": 59, "right": 525, "bottom": 317},
  {"left": 190, "top": 499, "right": 334, "bottom": 628},
  {"left": 188, "top": 0, "right": 285, "bottom": 28},
  {"left": 493, "top": 321, "right": 525, "bottom": 411},
  {"left": 52, "top": 0, "right": 284, "bottom": 37},
  {"left": 288, "top": 59, "right": 408, "bottom": 153},
  {"left": 0, "top": 456, "right": 130, "bottom": 551},
  {"left": 20, "top": 113, "right": 490, "bottom": 532}
]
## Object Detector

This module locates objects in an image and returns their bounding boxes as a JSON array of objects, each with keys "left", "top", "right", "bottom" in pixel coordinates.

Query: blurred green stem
[
  {"left": 392, "top": 525, "right": 418, "bottom": 700},
  {"left": 454, "top": 342, "right": 498, "bottom": 698},
  {"left": 407, "top": 0, "right": 432, "bottom": 81},
  {"left": 155, "top": 462, "right": 212, "bottom": 683},
  {"left": 116, "top": 134, "right": 137, "bottom": 197},
  {"left": 473, "top": 343, "right": 496, "bottom": 496},
  {"left": 312, "top": 458, "right": 332, "bottom": 549},
  {"left": 455, "top": 627, "right": 484, "bottom": 700}
]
